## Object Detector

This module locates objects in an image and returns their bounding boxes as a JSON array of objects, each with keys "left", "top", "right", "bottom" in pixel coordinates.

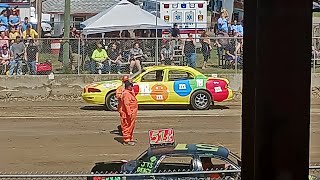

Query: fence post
[
  {"left": 155, "top": 37, "right": 159, "bottom": 65},
  {"left": 78, "top": 38, "right": 81, "bottom": 75},
  {"left": 235, "top": 38, "right": 238, "bottom": 74},
  {"left": 313, "top": 38, "right": 316, "bottom": 73},
  {"left": 121, "top": 172, "right": 126, "bottom": 180}
]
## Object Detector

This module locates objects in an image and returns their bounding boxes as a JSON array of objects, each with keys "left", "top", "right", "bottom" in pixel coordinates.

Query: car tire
[
  {"left": 105, "top": 91, "right": 118, "bottom": 111},
  {"left": 190, "top": 90, "right": 212, "bottom": 110}
]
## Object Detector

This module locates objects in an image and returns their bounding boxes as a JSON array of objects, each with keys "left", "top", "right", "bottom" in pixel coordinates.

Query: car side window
[
  {"left": 141, "top": 70, "right": 164, "bottom": 82},
  {"left": 200, "top": 157, "right": 236, "bottom": 171},
  {"left": 168, "top": 70, "right": 195, "bottom": 81},
  {"left": 156, "top": 155, "right": 194, "bottom": 172}
]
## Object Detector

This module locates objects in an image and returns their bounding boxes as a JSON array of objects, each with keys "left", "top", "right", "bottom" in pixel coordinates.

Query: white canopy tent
[{"left": 82, "top": 0, "right": 170, "bottom": 35}]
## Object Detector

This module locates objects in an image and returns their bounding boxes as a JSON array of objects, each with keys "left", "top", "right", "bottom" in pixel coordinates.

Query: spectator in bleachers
[
  {"left": 91, "top": 43, "right": 108, "bottom": 74},
  {"left": 9, "top": 36, "right": 25, "bottom": 75},
  {"left": 0, "top": 31, "right": 9, "bottom": 48},
  {"left": 120, "top": 31, "right": 132, "bottom": 63},
  {"left": 171, "top": 23, "right": 180, "bottom": 38},
  {"left": 312, "top": 46, "right": 320, "bottom": 58},
  {"left": 238, "top": 20, "right": 244, "bottom": 36},
  {"left": 9, "top": 9, "right": 20, "bottom": 28},
  {"left": 215, "top": 29, "right": 229, "bottom": 62},
  {"left": 224, "top": 41, "right": 236, "bottom": 68},
  {"left": 200, "top": 31, "right": 212, "bottom": 69},
  {"left": 231, "top": 20, "right": 243, "bottom": 37},
  {"left": 9, "top": 26, "right": 20, "bottom": 42},
  {"left": 0, "top": 44, "right": 10, "bottom": 75},
  {"left": 224, "top": 39, "right": 242, "bottom": 69},
  {"left": 22, "top": 24, "right": 38, "bottom": 39},
  {"left": 182, "top": 33, "right": 196, "bottom": 68},
  {"left": 21, "top": 17, "right": 31, "bottom": 32},
  {"left": 0, "top": 10, "right": 9, "bottom": 31},
  {"left": 231, "top": 20, "right": 237, "bottom": 34},
  {"left": 160, "top": 40, "right": 174, "bottom": 65},
  {"left": 25, "top": 38, "right": 38, "bottom": 75},
  {"left": 70, "top": 26, "right": 79, "bottom": 53},
  {"left": 129, "top": 42, "right": 144, "bottom": 74},
  {"left": 108, "top": 43, "right": 122, "bottom": 74},
  {"left": 217, "top": 9, "right": 229, "bottom": 33},
  {"left": 213, "top": 16, "right": 219, "bottom": 35}
]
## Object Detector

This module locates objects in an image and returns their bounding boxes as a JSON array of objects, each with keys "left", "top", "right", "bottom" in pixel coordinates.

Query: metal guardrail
[
  {"left": 0, "top": 167, "right": 319, "bottom": 179},
  {"left": 0, "top": 169, "right": 241, "bottom": 177}
]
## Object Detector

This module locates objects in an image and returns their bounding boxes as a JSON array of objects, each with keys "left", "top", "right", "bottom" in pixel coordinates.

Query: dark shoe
[
  {"left": 123, "top": 141, "right": 135, "bottom": 146},
  {"left": 117, "top": 125, "right": 123, "bottom": 136},
  {"left": 110, "top": 130, "right": 119, "bottom": 134}
]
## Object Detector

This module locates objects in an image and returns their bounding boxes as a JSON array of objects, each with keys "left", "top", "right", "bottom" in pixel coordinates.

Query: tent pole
[{"left": 155, "top": 0, "right": 159, "bottom": 65}]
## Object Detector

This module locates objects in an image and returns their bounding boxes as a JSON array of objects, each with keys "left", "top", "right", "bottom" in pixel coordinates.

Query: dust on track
[{"left": 0, "top": 101, "right": 319, "bottom": 172}]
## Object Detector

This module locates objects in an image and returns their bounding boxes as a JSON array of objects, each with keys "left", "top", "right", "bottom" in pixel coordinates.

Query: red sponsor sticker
[{"left": 148, "top": 129, "right": 174, "bottom": 145}]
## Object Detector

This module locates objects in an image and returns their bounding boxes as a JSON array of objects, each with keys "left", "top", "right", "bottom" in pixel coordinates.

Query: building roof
[{"left": 42, "top": 0, "right": 120, "bottom": 15}]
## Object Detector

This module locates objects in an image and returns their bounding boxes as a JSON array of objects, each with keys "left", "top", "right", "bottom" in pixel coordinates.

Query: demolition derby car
[
  {"left": 88, "top": 129, "right": 242, "bottom": 180},
  {"left": 82, "top": 66, "right": 233, "bottom": 111}
]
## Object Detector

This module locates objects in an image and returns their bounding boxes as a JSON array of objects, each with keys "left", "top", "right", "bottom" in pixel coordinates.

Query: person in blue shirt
[
  {"left": 0, "top": 10, "right": 9, "bottom": 30},
  {"left": 217, "top": 9, "right": 229, "bottom": 33},
  {"left": 21, "top": 17, "right": 31, "bottom": 32},
  {"left": 237, "top": 20, "right": 244, "bottom": 36},
  {"left": 231, "top": 20, "right": 244, "bottom": 37},
  {"left": 9, "top": 9, "right": 21, "bottom": 28},
  {"left": 231, "top": 20, "right": 238, "bottom": 33}
]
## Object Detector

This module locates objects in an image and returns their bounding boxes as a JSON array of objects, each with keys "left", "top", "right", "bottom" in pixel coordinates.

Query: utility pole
[
  {"left": 36, "top": 0, "right": 42, "bottom": 38},
  {"left": 155, "top": 0, "right": 158, "bottom": 65},
  {"left": 63, "top": 0, "right": 71, "bottom": 73}
]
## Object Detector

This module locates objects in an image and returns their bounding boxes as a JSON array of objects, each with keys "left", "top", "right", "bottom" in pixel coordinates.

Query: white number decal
[
  {"left": 140, "top": 83, "right": 151, "bottom": 96},
  {"left": 196, "top": 79, "right": 204, "bottom": 87},
  {"left": 179, "top": 84, "right": 186, "bottom": 90},
  {"left": 179, "top": 84, "right": 187, "bottom": 89},
  {"left": 214, "top": 87, "right": 222, "bottom": 93},
  {"left": 156, "top": 95, "right": 163, "bottom": 100}
]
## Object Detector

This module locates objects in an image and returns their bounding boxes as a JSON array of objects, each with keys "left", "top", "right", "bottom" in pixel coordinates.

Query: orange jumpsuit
[
  {"left": 116, "top": 85, "right": 126, "bottom": 136},
  {"left": 122, "top": 89, "right": 138, "bottom": 143}
]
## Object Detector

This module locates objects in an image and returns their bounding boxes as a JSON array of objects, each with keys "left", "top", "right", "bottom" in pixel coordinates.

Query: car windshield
[
  {"left": 136, "top": 150, "right": 148, "bottom": 160},
  {"left": 130, "top": 69, "right": 146, "bottom": 81}
]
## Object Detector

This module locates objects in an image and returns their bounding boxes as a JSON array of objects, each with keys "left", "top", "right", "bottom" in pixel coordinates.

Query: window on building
[{"left": 73, "top": 17, "right": 85, "bottom": 30}]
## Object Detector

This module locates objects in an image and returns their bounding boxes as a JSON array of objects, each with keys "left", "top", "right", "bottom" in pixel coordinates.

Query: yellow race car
[{"left": 82, "top": 66, "right": 233, "bottom": 111}]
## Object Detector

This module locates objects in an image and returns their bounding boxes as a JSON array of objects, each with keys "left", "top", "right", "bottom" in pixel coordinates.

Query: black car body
[{"left": 89, "top": 144, "right": 242, "bottom": 180}]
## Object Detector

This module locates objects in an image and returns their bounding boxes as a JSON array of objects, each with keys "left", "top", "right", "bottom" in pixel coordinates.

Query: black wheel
[
  {"left": 190, "top": 90, "right": 212, "bottom": 110},
  {"left": 105, "top": 91, "right": 118, "bottom": 111}
]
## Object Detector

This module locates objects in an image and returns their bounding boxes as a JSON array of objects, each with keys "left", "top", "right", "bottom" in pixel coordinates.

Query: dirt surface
[{"left": 0, "top": 100, "right": 319, "bottom": 173}]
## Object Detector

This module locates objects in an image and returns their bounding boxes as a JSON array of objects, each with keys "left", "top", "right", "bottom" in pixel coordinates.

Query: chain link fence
[
  {"left": 0, "top": 36, "right": 243, "bottom": 75},
  {"left": 310, "top": 165, "right": 320, "bottom": 179},
  {"left": 2, "top": 36, "right": 320, "bottom": 75},
  {"left": 0, "top": 166, "right": 319, "bottom": 180}
]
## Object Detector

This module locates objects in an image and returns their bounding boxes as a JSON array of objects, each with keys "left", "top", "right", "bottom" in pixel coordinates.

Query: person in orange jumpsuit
[
  {"left": 122, "top": 81, "right": 138, "bottom": 146},
  {"left": 116, "top": 75, "right": 130, "bottom": 136}
]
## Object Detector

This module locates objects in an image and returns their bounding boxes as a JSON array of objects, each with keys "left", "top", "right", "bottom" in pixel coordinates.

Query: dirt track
[{"left": 0, "top": 100, "right": 319, "bottom": 173}]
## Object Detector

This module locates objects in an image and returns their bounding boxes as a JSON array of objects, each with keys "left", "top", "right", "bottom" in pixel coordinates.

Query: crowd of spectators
[
  {"left": 66, "top": 13, "right": 244, "bottom": 75},
  {"left": 0, "top": 7, "right": 244, "bottom": 75},
  {"left": 0, "top": 6, "right": 39, "bottom": 75},
  {"left": 213, "top": 9, "right": 243, "bottom": 69}
]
